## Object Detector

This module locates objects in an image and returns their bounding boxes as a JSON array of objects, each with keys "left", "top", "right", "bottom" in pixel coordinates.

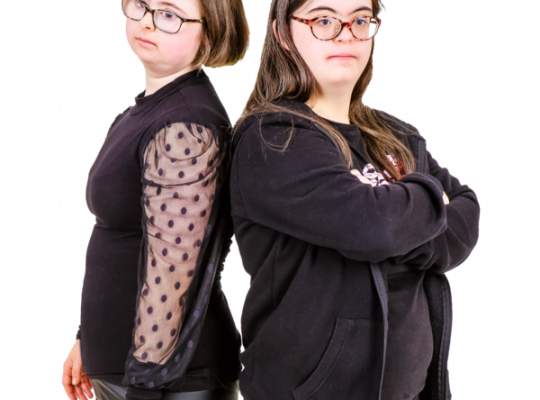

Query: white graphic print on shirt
[{"left": 361, "top": 154, "right": 400, "bottom": 187}]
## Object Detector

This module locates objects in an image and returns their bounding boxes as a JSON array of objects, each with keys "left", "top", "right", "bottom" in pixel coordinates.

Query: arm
[
  {"left": 126, "top": 122, "right": 222, "bottom": 398},
  {"left": 233, "top": 122, "right": 448, "bottom": 263},
  {"left": 388, "top": 150, "right": 480, "bottom": 274}
]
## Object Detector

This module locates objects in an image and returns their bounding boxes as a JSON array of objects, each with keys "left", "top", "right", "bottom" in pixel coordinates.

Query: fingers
[
  {"left": 63, "top": 370, "right": 92, "bottom": 400},
  {"left": 71, "top": 364, "right": 81, "bottom": 385},
  {"left": 64, "top": 384, "right": 81, "bottom": 400},
  {"left": 83, "top": 374, "right": 93, "bottom": 390},
  {"left": 65, "top": 379, "right": 91, "bottom": 400},
  {"left": 81, "top": 382, "right": 94, "bottom": 399},
  {"left": 74, "top": 383, "right": 89, "bottom": 400},
  {"left": 443, "top": 191, "right": 450, "bottom": 205},
  {"left": 351, "top": 169, "right": 375, "bottom": 186},
  {"left": 63, "top": 343, "right": 92, "bottom": 400},
  {"left": 63, "top": 359, "right": 78, "bottom": 400},
  {"left": 63, "top": 380, "right": 78, "bottom": 400}
]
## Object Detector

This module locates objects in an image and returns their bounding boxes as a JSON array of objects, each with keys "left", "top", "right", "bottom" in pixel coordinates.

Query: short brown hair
[{"left": 192, "top": 0, "right": 250, "bottom": 68}]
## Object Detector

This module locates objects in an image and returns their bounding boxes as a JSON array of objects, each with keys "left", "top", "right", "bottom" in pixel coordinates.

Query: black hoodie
[{"left": 229, "top": 99, "right": 480, "bottom": 400}]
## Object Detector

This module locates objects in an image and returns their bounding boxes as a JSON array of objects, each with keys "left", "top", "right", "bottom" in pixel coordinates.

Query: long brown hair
[{"left": 237, "top": 0, "right": 415, "bottom": 180}]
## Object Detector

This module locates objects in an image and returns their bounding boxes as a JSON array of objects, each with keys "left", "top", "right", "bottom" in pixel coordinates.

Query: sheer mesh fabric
[{"left": 135, "top": 122, "right": 219, "bottom": 364}]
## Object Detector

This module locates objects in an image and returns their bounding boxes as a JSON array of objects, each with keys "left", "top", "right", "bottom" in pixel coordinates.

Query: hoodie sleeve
[
  {"left": 387, "top": 150, "right": 480, "bottom": 274},
  {"left": 232, "top": 121, "right": 448, "bottom": 263}
]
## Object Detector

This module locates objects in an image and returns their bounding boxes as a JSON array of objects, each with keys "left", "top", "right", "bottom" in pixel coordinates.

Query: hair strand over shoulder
[{"left": 236, "top": 0, "right": 416, "bottom": 180}]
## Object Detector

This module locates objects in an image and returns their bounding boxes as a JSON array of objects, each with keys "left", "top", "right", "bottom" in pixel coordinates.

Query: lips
[
  {"left": 328, "top": 54, "right": 356, "bottom": 59},
  {"left": 137, "top": 37, "right": 156, "bottom": 46}
]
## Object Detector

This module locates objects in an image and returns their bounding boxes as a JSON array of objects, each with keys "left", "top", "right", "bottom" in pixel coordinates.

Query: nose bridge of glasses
[
  {"left": 140, "top": 7, "right": 157, "bottom": 29},
  {"left": 334, "top": 19, "right": 355, "bottom": 39}
]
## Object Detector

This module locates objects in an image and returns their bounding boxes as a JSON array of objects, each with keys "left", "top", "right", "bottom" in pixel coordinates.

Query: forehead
[
  {"left": 298, "top": 0, "right": 373, "bottom": 15},
  {"left": 145, "top": 0, "right": 199, "bottom": 12}
]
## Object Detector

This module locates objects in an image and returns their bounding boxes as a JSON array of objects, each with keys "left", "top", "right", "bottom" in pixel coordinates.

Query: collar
[
  {"left": 131, "top": 68, "right": 207, "bottom": 114},
  {"left": 274, "top": 97, "right": 361, "bottom": 136}
]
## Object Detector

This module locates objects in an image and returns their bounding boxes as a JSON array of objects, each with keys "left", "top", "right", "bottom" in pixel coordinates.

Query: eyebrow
[
  {"left": 306, "top": 6, "right": 373, "bottom": 15},
  {"left": 155, "top": 1, "right": 185, "bottom": 14}
]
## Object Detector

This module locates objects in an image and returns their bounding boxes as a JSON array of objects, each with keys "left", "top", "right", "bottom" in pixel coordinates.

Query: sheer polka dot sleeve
[{"left": 124, "top": 122, "right": 228, "bottom": 390}]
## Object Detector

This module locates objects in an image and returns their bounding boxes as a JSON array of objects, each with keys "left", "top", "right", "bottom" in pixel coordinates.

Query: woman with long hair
[
  {"left": 61, "top": 1, "right": 249, "bottom": 399},
  {"left": 230, "top": 0, "right": 479, "bottom": 399}
]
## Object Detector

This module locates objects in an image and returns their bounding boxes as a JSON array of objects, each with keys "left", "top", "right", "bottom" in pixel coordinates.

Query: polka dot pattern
[{"left": 134, "top": 122, "right": 220, "bottom": 365}]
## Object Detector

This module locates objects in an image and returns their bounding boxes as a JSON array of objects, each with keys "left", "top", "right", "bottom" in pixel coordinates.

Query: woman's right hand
[
  {"left": 62, "top": 340, "right": 94, "bottom": 400},
  {"left": 443, "top": 191, "right": 450, "bottom": 205},
  {"left": 350, "top": 169, "right": 375, "bottom": 186}
]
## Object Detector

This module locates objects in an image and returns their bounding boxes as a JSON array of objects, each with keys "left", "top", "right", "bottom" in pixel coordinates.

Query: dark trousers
[
  {"left": 94, "top": 382, "right": 417, "bottom": 400},
  {"left": 91, "top": 379, "right": 239, "bottom": 400}
]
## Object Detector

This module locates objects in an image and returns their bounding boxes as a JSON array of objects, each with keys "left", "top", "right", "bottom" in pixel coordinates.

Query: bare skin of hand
[
  {"left": 350, "top": 169, "right": 450, "bottom": 204},
  {"left": 350, "top": 169, "right": 376, "bottom": 186},
  {"left": 63, "top": 340, "right": 94, "bottom": 400},
  {"left": 443, "top": 191, "right": 450, "bottom": 205}
]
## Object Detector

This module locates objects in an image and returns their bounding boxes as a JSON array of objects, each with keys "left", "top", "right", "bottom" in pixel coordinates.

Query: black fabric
[
  {"left": 93, "top": 379, "right": 239, "bottom": 400},
  {"left": 229, "top": 99, "right": 479, "bottom": 400},
  {"left": 322, "top": 118, "right": 434, "bottom": 400},
  {"left": 80, "top": 69, "right": 241, "bottom": 399}
]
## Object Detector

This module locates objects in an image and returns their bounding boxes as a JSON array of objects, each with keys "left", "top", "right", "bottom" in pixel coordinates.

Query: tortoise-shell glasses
[{"left": 291, "top": 15, "right": 382, "bottom": 41}]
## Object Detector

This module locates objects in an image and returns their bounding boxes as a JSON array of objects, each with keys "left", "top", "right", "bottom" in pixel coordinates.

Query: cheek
[
  {"left": 364, "top": 39, "right": 373, "bottom": 56},
  {"left": 358, "top": 41, "right": 373, "bottom": 68},
  {"left": 160, "top": 27, "right": 202, "bottom": 64},
  {"left": 291, "top": 26, "right": 321, "bottom": 73},
  {"left": 302, "top": 47, "right": 320, "bottom": 68},
  {"left": 188, "top": 27, "right": 203, "bottom": 51},
  {"left": 125, "top": 18, "right": 134, "bottom": 36},
  {"left": 126, "top": 20, "right": 137, "bottom": 45}
]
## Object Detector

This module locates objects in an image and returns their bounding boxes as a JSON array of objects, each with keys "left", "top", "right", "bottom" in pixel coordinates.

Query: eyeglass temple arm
[{"left": 121, "top": 0, "right": 204, "bottom": 23}]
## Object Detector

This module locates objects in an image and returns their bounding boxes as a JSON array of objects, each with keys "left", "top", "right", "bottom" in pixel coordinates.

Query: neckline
[{"left": 132, "top": 69, "right": 210, "bottom": 114}]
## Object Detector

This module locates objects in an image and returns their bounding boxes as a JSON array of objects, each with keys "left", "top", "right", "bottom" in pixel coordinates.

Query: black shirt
[{"left": 79, "top": 69, "right": 241, "bottom": 398}]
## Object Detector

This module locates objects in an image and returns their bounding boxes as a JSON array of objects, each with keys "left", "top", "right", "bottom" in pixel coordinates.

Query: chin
[{"left": 323, "top": 74, "right": 360, "bottom": 88}]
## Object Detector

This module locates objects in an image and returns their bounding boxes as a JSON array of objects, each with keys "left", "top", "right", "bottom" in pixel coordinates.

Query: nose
[
  {"left": 140, "top": 10, "right": 156, "bottom": 31},
  {"left": 335, "top": 23, "right": 354, "bottom": 42}
]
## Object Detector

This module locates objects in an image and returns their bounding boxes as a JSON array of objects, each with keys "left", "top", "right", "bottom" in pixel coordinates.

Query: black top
[
  {"left": 80, "top": 69, "right": 241, "bottom": 399},
  {"left": 230, "top": 99, "right": 480, "bottom": 400}
]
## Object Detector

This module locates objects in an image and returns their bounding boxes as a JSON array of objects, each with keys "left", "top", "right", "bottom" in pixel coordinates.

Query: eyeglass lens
[
  {"left": 312, "top": 17, "right": 378, "bottom": 40},
  {"left": 122, "top": 0, "right": 182, "bottom": 33}
]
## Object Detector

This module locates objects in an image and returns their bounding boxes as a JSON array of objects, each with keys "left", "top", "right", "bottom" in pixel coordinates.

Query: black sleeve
[
  {"left": 387, "top": 150, "right": 480, "bottom": 274},
  {"left": 124, "top": 121, "right": 228, "bottom": 395},
  {"left": 76, "top": 325, "right": 81, "bottom": 341},
  {"left": 233, "top": 123, "right": 448, "bottom": 263}
]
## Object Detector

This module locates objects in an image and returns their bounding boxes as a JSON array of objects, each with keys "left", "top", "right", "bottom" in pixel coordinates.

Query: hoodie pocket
[{"left": 292, "top": 317, "right": 382, "bottom": 400}]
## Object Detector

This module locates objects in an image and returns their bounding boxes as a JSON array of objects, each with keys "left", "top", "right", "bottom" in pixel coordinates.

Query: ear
[{"left": 272, "top": 20, "right": 290, "bottom": 50}]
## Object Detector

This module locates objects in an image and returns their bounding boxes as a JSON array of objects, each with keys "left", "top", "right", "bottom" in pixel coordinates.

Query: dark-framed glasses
[
  {"left": 291, "top": 15, "right": 381, "bottom": 41},
  {"left": 122, "top": 0, "right": 205, "bottom": 34}
]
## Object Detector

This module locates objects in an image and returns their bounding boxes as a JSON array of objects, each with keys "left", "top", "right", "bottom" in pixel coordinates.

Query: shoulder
[
  {"left": 232, "top": 100, "right": 327, "bottom": 154},
  {"left": 235, "top": 111, "right": 315, "bottom": 137},
  {"left": 165, "top": 80, "right": 232, "bottom": 130},
  {"left": 370, "top": 109, "right": 425, "bottom": 140}
]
